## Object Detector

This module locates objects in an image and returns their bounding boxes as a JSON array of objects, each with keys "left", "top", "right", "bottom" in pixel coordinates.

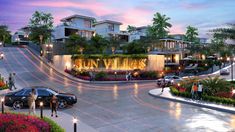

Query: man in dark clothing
[{"left": 50, "top": 95, "right": 58, "bottom": 117}]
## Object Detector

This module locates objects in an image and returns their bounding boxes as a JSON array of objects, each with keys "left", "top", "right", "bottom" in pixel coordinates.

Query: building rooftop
[
  {"left": 93, "top": 20, "right": 122, "bottom": 26},
  {"left": 61, "top": 14, "right": 96, "bottom": 22},
  {"left": 136, "top": 26, "right": 148, "bottom": 30}
]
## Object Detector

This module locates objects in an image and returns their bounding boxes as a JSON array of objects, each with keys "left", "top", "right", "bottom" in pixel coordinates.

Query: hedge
[{"left": 170, "top": 86, "right": 235, "bottom": 106}]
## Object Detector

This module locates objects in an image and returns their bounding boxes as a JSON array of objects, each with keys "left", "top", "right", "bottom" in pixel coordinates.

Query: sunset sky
[{"left": 0, "top": 0, "right": 235, "bottom": 37}]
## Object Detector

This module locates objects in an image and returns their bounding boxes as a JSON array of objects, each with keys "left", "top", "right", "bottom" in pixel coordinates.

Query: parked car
[
  {"left": 156, "top": 76, "right": 182, "bottom": 86},
  {"left": 4, "top": 86, "right": 77, "bottom": 110},
  {"left": 220, "top": 69, "right": 230, "bottom": 75}
]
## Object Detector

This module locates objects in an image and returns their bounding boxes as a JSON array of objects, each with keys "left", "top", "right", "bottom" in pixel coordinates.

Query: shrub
[
  {"left": 95, "top": 71, "right": 107, "bottom": 80},
  {"left": 139, "top": 71, "right": 158, "bottom": 79},
  {"left": 0, "top": 113, "right": 50, "bottom": 132}
]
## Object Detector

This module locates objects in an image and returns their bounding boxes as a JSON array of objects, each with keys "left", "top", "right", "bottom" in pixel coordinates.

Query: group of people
[
  {"left": 28, "top": 88, "right": 59, "bottom": 117},
  {"left": 126, "top": 72, "right": 132, "bottom": 81},
  {"left": 8, "top": 73, "right": 16, "bottom": 90},
  {"left": 191, "top": 82, "right": 203, "bottom": 100}
]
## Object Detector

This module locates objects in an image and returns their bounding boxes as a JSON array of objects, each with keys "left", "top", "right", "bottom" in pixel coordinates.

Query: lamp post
[
  {"left": 39, "top": 35, "right": 43, "bottom": 56},
  {"left": 231, "top": 57, "right": 235, "bottom": 81},
  {"left": 1, "top": 98, "right": 4, "bottom": 114},
  {"left": 73, "top": 117, "right": 78, "bottom": 132},
  {"left": 40, "top": 102, "right": 43, "bottom": 118}
]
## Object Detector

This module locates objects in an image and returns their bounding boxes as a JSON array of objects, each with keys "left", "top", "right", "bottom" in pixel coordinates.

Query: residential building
[
  {"left": 12, "top": 26, "right": 30, "bottom": 44},
  {"left": 53, "top": 14, "right": 96, "bottom": 42},
  {"left": 149, "top": 38, "right": 190, "bottom": 67},
  {"left": 129, "top": 26, "right": 148, "bottom": 42},
  {"left": 93, "top": 20, "right": 129, "bottom": 42}
]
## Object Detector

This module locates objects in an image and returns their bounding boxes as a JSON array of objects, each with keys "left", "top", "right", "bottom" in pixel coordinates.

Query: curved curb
[
  {"left": 148, "top": 90, "right": 235, "bottom": 114},
  {"left": 25, "top": 46, "right": 156, "bottom": 84}
]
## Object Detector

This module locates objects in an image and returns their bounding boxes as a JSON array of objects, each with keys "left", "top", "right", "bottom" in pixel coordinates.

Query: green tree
[
  {"left": 66, "top": 34, "right": 87, "bottom": 54},
  {"left": 147, "top": 12, "right": 172, "bottom": 39},
  {"left": 125, "top": 40, "right": 147, "bottom": 54},
  {"left": 89, "top": 35, "right": 109, "bottom": 54},
  {"left": 0, "top": 25, "right": 11, "bottom": 44},
  {"left": 127, "top": 25, "right": 136, "bottom": 33},
  {"left": 185, "top": 26, "right": 199, "bottom": 43},
  {"left": 201, "top": 76, "right": 231, "bottom": 96},
  {"left": 29, "top": 11, "right": 54, "bottom": 44},
  {"left": 212, "top": 24, "right": 235, "bottom": 40}
]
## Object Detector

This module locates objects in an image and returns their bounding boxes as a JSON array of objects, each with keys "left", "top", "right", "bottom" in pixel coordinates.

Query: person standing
[
  {"left": 8, "top": 73, "right": 13, "bottom": 91},
  {"left": 126, "top": 72, "right": 129, "bottom": 81},
  {"left": 11, "top": 73, "right": 17, "bottom": 89},
  {"left": 198, "top": 82, "right": 203, "bottom": 100},
  {"left": 50, "top": 95, "right": 58, "bottom": 117},
  {"left": 192, "top": 83, "right": 198, "bottom": 99},
  {"left": 191, "top": 83, "right": 195, "bottom": 99},
  {"left": 28, "top": 88, "right": 37, "bottom": 115}
]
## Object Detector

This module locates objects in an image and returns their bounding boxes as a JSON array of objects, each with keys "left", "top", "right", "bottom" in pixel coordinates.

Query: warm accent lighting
[{"left": 40, "top": 102, "right": 43, "bottom": 106}]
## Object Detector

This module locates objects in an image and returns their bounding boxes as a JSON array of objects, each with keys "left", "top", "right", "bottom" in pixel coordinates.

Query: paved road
[{"left": 0, "top": 47, "right": 235, "bottom": 132}]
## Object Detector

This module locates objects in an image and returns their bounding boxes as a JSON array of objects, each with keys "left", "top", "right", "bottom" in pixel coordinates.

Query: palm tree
[
  {"left": 127, "top": 25, "right": 136, "bottom": 33},
  {"left": 147, "top": 12, "right": 172, "bottom": 39},
  {"left": 201, "top": 76, "right": 231, "bottom": 96},
  {"left": 185, "top": 26, "right": 199, "bottom": 43}
]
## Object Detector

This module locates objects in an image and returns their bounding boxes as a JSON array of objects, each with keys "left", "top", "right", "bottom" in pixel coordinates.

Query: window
[
  {"left": 15, "top": 89, "right": 25, "bottom": 96},
  {"left": 23, "top": 89, "right": 32, "bottom": 96},
  {"left": 108, "top": 24, "right": 114, "bottom": 31},
  {"left": 37, "top": 89, "right": 51, "bottom": 96},
  {"left": 84, "top": 20, "right": 91, "bottom": 28}
]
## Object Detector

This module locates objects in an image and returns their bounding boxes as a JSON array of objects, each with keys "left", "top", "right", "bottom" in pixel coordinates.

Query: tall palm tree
[
  {"left": 185, "top": 26, "right": 199, "bottom": 43},
  {"left": 148, "top": 12, "right": 172, "bottom": 39},
  {"left": 127, "top": 25, "right": 136, "bottom": 33}
]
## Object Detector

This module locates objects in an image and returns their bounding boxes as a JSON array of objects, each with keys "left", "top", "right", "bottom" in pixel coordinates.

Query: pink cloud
[
  {"left": 119, "top": 8, "right": 153, "bottom": 29},
  {"left": 26, "top": 1, "right": 116, "bottom": 16},
  {"left": 169, "top": 24, "right": 185, "bottom": 34}
]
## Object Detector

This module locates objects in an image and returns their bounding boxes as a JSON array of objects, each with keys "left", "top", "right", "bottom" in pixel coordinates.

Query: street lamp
[
  {"left": 1, "top": 97, "right": 4, "bottom": 114},
  {"left": 39, "top": 35, "right": 43, "bottom": 56},
  {"left": 40, "top": 102, "right": 43, "bottom": 118},
  {"left": 73, "top": 117, "right": 78, "bottom": 132}
]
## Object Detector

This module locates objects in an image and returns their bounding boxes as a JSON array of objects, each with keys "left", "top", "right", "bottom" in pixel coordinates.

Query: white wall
[
  {"left": 53, "top": 55, "right": 72, "bottom": 71},
  {"left": 95, "top": 23, "right": 120, "bottom": 38},
  {"left": 53, "top": 26, "right": 65, "bottom": 40}
]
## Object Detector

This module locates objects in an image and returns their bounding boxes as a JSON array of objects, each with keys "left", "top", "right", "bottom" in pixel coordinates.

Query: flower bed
[
  {"left": 0, "top": 113, "right": 64, "bottom": 132},
  {"left": 65, "top": 69, "right": 159, "bottom": 81},
  {"left": 0, "top": 78, "right": 8, "bottom": 90},
  {"left": 170, "top": 86, "right": 235, "bottom": 106}
]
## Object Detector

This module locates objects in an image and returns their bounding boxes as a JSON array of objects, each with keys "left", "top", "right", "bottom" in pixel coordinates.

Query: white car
[
  {"left": 156, "top": 76, "right": 182, "bottom": 86},
  {"left": 220, "top": 69, "right": 229, "bottom": 75}
]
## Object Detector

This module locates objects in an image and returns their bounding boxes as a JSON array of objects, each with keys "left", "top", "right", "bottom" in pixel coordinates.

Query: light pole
[
  {"left": 79, "top": 47, "right": 84, "bottom": 55},
  {"left": 73, "top": 117, "right": 78, "bottom": 132},
  {"left": 1, "top": 97, "right": 4, "bottom": 114},
  {"left": 40, "top": 102, "right": 43, "bottom": 118},
  {"left": 39, "top": 35, "right": 43, "bottom": 56}
]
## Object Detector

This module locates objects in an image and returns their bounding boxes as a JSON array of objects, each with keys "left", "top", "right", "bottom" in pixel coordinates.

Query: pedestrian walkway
[
  {"left": 0, "top": 90, "right": 97, "bottom": 132},
  {"left": 149, "top": 88, "right": 235, "bottom": 114},
  {"left": 12, "top": 109, "right": 97, "bottom": 132}
]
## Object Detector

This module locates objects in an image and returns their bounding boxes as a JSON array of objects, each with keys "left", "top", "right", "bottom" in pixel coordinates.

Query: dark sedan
[{"left": 4, "top": 86, "right": 77, "bottom": 109}]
